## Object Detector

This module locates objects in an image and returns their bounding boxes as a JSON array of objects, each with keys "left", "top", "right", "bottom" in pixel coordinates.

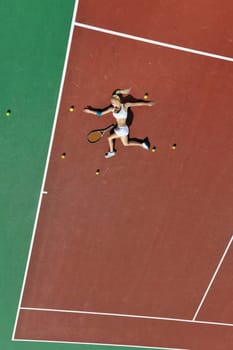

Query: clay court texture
[{"left": 12, "top": 1, "right": 233, "bottom": 349}]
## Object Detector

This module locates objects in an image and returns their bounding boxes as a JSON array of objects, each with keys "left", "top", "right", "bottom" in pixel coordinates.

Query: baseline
[{"left": 13, "top": 338, "right": 189, "bottom": 350}]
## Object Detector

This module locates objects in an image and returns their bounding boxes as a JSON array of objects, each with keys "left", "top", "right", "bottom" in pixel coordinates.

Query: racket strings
[
  {"left": 87, "top": 131, "right": 102, "bottom": 143},
  {"left": 87, "top": 124, "right": 114, "bottom": 143}
]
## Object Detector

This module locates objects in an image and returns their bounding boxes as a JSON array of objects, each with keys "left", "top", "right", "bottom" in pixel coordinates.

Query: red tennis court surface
[{"left": 13, "top": 1, "right": 233, "bottom": 349}]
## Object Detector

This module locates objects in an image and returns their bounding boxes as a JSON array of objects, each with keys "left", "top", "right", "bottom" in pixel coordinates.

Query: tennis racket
[{"left": 87, "top": 124, "right": 114, "bottom": 143}]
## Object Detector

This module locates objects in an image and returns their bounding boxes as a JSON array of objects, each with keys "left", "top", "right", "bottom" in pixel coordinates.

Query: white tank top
[{"left": 112, "top": 104, "right": 127, "bottom": 120}]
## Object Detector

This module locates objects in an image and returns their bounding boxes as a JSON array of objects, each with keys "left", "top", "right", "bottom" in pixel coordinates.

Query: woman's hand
[
  {"left": 83, "top": 106, "right": 93, "bottom": 113},
  {"left": 147, "top": 101, "right": 156, "bottom": 107}
]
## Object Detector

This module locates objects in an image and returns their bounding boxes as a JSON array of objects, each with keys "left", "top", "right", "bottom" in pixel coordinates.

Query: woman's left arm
[{"left": 125, "top": 101, "right": 155, "bottom": 108}]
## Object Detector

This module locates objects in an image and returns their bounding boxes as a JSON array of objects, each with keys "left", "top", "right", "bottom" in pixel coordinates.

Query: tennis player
[{"left": 84, "top": 88, "right": 155, "bottom": 158}]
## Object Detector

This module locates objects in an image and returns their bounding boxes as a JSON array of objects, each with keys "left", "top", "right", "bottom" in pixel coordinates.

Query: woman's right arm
[{"left": 83, "top": 105, "right": 112, "bottom": 116}]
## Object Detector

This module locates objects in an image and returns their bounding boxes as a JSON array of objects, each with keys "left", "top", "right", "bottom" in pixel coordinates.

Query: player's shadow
[{"left": 124, "top": 94, "right": 150, "bottom": 146}]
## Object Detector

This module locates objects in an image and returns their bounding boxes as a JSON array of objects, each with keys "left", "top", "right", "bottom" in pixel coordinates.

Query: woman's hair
[{"left": 112, "top": 88, "right": 131, "bottom": 100}]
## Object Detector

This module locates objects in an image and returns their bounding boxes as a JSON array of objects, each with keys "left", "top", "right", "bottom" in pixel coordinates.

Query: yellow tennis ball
[
  {"left": 172, "top": 144, "right": 177, "bottom": 150},
  {"left": 152, "top": 146, "right": 156, "bottom": 152},
  {"left": 61, "top": 153, "right": 66, "bottom": 159},
  {"left": 6, "top": 110, "right": 11, "bottom": 116},
  {"left": 96, "top": 169, "right": 100, "bottom": 175},
  {"left": 69, "top": 105, "right": 74, "bottom": 112},
  {"left": 144, "top": 93, "right": 149, "bottom": 99}
]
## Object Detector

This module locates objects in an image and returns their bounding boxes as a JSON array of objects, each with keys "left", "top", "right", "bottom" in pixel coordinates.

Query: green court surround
[{"left": 0, "top": 1, "right": 166, "bottom": 350}]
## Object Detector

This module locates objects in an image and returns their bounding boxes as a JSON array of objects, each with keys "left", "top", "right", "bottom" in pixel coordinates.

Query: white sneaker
[
  {"left": 142, "top": 141, "right": 150, "bottom": 150},
  {"left": 105, "top": 151, "right": 116, "bottom": 159}
]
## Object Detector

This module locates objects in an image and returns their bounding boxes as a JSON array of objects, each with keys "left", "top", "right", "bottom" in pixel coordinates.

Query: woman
[{"left": 83, "top": 88, "right": 155, "bottom": 158}]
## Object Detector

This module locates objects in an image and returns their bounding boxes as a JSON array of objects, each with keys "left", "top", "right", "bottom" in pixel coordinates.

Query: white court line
[
  {"left": 13, "top": 338, "right": 190, "bottom": 350},
  {"left": 11, "top": 0, "right": 81, "bottom": 340},
  {"left": 12, "top": 3, "right": 233, "bottom": 346},
  {"left": 193, "top": 234, "right": 233, "bottom": 320},
  {"left": 75, "top": 21, "right": 233, "bottom": 62},
  {"left": 20, "top": 306, "right": 233, "bottom": 327}
]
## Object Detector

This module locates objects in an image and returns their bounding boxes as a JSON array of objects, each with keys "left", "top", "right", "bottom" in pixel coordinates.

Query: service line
[
  {"left": 20, "top": 306, "right": 233, "bottom": 328},
  {"left": 75, "top": 21, "right": 233, "bottom": 62}
]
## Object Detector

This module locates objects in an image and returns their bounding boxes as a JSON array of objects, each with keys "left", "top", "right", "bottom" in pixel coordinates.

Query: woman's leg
[
  {"left": 120, "top": 136, "right": 148, "bottom": 148},
  {"left": 107, "top": 133, "right": 122, "bottom": 152}
]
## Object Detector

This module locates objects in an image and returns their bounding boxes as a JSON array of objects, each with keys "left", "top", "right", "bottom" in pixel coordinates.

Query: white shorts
[{"left": 114, "top": 126, "right": 129, "bottom": 136}]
